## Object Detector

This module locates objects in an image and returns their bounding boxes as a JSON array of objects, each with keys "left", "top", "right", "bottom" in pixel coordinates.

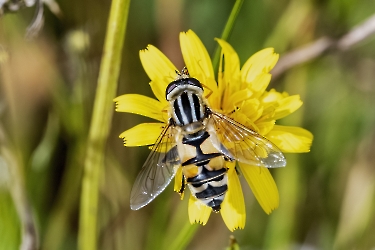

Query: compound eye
[
  {"left": 166, "top": 82, "right": 178, "bottom": 96},
  {"left": 187, "top": 78, "right": 203, "bottom": 89}
]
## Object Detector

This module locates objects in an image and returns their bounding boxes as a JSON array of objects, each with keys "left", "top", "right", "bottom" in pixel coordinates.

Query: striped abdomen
[
  {"left": 187, "top": 165, "right": 228, "bottom": 212},
  {"left": 178, "top": 130, "right": 228, "bottom": 212}
]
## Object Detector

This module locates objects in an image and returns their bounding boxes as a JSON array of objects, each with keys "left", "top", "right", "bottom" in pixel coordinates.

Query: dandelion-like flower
[{"left": 114, "top": 30, "right": 313, "bottom": 231}]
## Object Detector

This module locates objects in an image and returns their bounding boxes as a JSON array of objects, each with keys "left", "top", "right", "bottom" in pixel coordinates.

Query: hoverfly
[{"left": 130, "top": 67, "right": 286, "bottom": 212}]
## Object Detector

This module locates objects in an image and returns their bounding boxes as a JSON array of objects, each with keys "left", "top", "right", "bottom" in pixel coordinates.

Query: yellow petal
[
  {"left": 239, "top": 163, "right": 279, "bottom": 214},
  {"left": 179, "top": 30, "right": 217, "bottom": 93},
  {"left": 256, "top": 121, "right": 275, "bottom": 135},
  {"left": 241, "top": 48, "right": 279, "bottom": 84},
  {"left": 188, "top": 194, "right": 211, "bottom": 225},
  {"left": 119, "top": 123, "right": 165, "bottom": 146},
  {"left": 257, "top": 103, "right": 277, "bottom": 123},
  {"left": 247, "top": 73, "right": 271, "bottom": 98},
  {"left": 114, "top": 94, "right": 167, "bottom": 122},
  {"left": 212, "top": 46, "right": 226, "bottom": 110},
  {"left": 266, "top": 125, "right": 313, "bottom": 153},
  {"left": 174, "top": 166, "right": 184, "bottom": 199},
  {"left": 221, "top": 162, "right": 246, "bottom": 231},
  {"left": 241, "top": 99, "right": 263, "bottom": 122},
  {"left": 231, "top": 112, "right": 257, "bottom": 131},
  {"left": 260, "top": 89, "right": 284, "bottom": 104},
  {"left": 140, "top": 45, "right": 177, "bottom": 99},
  {"left": 273, "top": 95, "right": 303, "bottom": 120},
  {"left": 216, "top": 38, "right": 241, "bottom": 94},
  {"left": 226, "top": 89, "right": 253, "bottom": 112},
  {"left": 149, "top": 80, "right": 168, "bottom": 104},
  {"left": 212, "top": 39, "right": 240, "bottom": 110}
]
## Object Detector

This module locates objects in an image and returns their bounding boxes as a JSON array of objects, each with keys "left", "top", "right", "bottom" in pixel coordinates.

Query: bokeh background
[{"left": 1, "top": 0, "right": 375, "bottom": 249}]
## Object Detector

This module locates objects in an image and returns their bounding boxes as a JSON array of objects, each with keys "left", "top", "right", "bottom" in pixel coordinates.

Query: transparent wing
[
  {"left": 209, "top": 111, "right": 286, "bottom": 168},
  {"left": 130, "top": 124, "right": 181, "bottom": 210}
]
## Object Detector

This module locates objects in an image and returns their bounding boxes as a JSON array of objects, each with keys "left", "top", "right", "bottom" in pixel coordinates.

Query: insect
[{"left": 130, "top": 67, "right": 286, "bottom": 212}]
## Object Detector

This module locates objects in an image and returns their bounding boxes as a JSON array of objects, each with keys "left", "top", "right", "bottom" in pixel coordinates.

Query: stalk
[
  {"left": 77, "top": 0, "right": 131, "bottom": 249},
  {"left": 212, "top": 0, "right": 244, "bottom": 73}
]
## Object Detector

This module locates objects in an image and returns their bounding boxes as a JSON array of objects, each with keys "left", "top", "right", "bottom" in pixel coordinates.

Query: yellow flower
[{"left": 114, "top": 30, "right": 313, "bottom": 231}]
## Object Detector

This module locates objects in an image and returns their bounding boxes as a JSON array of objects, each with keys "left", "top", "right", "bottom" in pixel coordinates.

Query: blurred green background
[{"left": 1, "top": 0, "right": 375, "bottom": 249}]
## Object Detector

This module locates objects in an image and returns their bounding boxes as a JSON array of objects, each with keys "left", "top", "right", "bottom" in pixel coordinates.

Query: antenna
[{"left": 175, "top": 67, "right": 190, "bottom": 80}]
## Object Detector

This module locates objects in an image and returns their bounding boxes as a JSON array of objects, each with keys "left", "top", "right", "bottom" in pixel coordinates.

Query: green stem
[
  {"left": 77, "top": 0, "right": 131, "bottom": 249},
  {"left": 167, "top": 222, "right": 198, "bottom": 250},
  {"left": 212, "top": 0, "right": 244, "bottom": 73}
]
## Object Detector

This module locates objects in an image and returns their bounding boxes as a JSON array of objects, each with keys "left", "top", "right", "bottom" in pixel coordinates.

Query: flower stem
[
  {"left": 212, "top": 0, "right": 244, "bottom": 74},
  {"left": 167, "top": 222, "right": 198, "bottom": 250},
  {"left": 77, "top": 0, "right": 131, "bottom": 249}
]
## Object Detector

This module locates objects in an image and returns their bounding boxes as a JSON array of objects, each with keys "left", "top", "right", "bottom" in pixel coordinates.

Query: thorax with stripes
[{"left": 166, "top": 77, "right": 208, "bottom": 134}]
